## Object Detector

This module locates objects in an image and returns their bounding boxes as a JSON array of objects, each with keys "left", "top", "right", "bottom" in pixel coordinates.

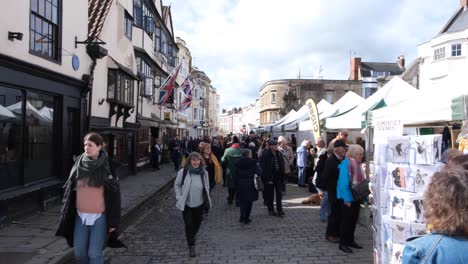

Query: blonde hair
[{"left": 346, "top": 144, "right": 364, "bottom": 160}]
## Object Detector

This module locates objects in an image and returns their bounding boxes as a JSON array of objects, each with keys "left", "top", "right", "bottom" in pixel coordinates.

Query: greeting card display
[{"left": 373, "top": 134, "right": 442, "bottom": 264}]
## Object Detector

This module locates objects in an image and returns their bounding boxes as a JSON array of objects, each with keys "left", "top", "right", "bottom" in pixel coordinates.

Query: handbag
[
  {"left": 254, "top": 174, "right": 264, "bottom": 191},
  {"left": 351, "top": 179, "right": 370, "bottom": 201}
]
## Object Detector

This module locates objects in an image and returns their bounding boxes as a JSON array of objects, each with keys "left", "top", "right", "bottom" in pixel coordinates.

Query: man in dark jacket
[
  {"left": 324, "top": 139, "right": 348, "bottom": 243},
  {"left": 259, "top": 139, "right": 286, "bottom": 217}
]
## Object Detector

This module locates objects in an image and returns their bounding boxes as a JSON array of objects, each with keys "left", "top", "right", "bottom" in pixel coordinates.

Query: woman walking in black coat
[{"left": 235, "top": 149, "right": 259, "bottom": 224}]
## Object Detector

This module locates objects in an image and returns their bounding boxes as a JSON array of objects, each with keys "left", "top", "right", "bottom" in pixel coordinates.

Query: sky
[{"left": 164, "top": 0, "right": 459, "bottom": 110}]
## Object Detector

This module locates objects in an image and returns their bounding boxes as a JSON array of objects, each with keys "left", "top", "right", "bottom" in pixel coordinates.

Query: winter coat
[
  {"left": 296, "top": 145, "right": 308, "bottom": 167},
  {"left": 174, "top": 168, "right": 212, "bottom": 211},
  {"left": 337, "top": 157, "right": 354, "bottom": 203},
  {"left": 221, "top": 146, "right": 242, "bottom": 188},
  {"left": 55, "top": 154, "right": 121, "bottom": 247},
  {"left": 322, "top": 153, "right": 342, "bottom": 201},
  {"left": 235, "top": 157, "right": 259, "bottom": 202},
  {"left": 258, "top": 149, "right": 285, "bottom": 184}
]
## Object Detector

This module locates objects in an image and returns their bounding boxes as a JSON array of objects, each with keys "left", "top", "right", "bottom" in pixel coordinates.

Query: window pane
[
  {"left": 31, "top": 0, "right": 38, "bottom": 12},
  {"left": 24, "top": 92, "right": 55, "bottom": 184},
  {"left": 52, "top": 5, "right": 57, "bottom": 23},
  {"left": 0, "top": 87, "right": 23, "bottom": 190},
  {"left": 107, "top": 71, "right": 115, "bottom": 99},
  {"left": 38, "top": 0, "right": 45, "bottom": 16},
  {"left": 45, "top": 0, "right": 52, "bottom": 20},
  {"left": 35, "top": 16, "right": 41, "bottom": 32}
]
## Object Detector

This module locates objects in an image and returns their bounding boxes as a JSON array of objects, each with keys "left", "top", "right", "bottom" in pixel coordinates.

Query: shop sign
[
  {"left": 164, "top": 112, "right": 170, "bottom": 121},
  {"left": 374, "top": 120, "right": 403, "bottom": 144}
]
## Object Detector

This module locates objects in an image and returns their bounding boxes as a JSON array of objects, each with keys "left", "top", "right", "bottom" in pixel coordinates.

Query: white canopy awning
[{"left": 325, "top": 77, "right": 419, "bottom": 129}]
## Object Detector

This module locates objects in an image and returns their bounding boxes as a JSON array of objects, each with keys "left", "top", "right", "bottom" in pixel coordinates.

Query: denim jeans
[
  {"left": 297, "top": 166, "right": 306, "bottom": 186},
  {"left": 319, "top": 191, "right": 329, "bottom": 222},
  {"left": 73, "top": 213, "right": 107, "bottom": 264}
]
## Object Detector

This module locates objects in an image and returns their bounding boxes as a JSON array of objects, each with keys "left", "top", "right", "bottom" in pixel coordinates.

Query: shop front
[{"left": 0, "top": 55, "right": 85, "bottom": 220}]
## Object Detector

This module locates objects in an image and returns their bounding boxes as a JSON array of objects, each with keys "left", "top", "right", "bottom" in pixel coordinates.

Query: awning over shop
[{"left": 108, "top": 57, "right": 140, "bottom": 80}]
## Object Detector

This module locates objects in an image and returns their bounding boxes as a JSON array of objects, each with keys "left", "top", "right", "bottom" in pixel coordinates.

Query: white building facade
[{"left": 418, "top": 1, "right": 468, "bottom": 96}]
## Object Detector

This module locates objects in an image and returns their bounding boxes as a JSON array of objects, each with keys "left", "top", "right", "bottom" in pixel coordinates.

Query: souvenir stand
[{"left": 367, "top": 93, "right": 468, "bottom": 264}]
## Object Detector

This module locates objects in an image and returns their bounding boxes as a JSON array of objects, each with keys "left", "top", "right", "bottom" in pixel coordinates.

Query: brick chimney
[
  {"left": 350, "top": 57, "right": 361, "bottom": 80},
  {"left": 461, "top": 0, "right": 468, "bottom": 8},
  {"left": 397, "top": 55, "right": 405, "bottom": 68}
]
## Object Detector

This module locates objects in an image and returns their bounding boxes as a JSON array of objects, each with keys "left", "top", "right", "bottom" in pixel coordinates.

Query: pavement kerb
[{"left": 52, "top": 175, "right": 176, "bottom": 264}]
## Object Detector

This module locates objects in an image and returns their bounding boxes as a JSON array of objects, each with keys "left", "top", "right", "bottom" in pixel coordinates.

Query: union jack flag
[
  {"left": 178, "top": 76, "right": 193, "bottom": 112},
  {"left": 158, "top": 62, "right": 182, "bottom": 105}
]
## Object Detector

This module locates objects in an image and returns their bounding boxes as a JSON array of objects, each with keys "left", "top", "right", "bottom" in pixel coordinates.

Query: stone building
[{"left": 259, "top": 79, "right": 361, "bottom": 126}]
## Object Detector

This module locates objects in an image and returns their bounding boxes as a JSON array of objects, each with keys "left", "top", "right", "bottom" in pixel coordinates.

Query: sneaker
[
  {"left": 268, "top": 210, "right": 277, "bottom": 216},
  {"left": 277, "top": 210, "right": 285, "bottom": 217}
]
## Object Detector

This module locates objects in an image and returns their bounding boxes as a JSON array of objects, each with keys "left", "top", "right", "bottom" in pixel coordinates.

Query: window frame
[
  {"left": 124, "top": 11, "right": 133, "bottom": 40},
  {"left": 271, "top": 91, "right": 276, "bottom": 104},
  {"left": 433, "top": 47, "right": 446, "bottom": 61},
  {"left": 29, "top": 0, "right": 61, "bottom": 62},
  {"left": 451, "top": 43, "right": 461, "bottom": 57},
  {"left": 107, "top": 69, "right": 135, "bottom": 106}
]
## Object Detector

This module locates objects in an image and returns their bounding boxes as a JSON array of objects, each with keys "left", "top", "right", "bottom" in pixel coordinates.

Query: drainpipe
[{"left": 84, "top": 57, "right": 98, "bottom": 132}]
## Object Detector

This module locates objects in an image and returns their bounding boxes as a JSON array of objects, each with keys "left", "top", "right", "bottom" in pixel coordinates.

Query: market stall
[{"left": 367, "top": 92, "right": 468, "bottom": 264}]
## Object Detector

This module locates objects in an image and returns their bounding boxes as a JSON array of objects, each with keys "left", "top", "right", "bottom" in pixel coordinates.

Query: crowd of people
[{"left": 56, "top": 129, "right": 467, "bottom": 262}]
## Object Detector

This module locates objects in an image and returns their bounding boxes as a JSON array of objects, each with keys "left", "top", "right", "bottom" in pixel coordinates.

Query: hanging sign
[{"left": 374, "top": 120, "right": 403, "bottom": 144}]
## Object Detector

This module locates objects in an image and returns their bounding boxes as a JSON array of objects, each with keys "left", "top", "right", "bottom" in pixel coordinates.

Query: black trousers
[
  {"left": 326, "top": 198, "right": 342, "bottom": 237},
  {"left": 182, "top": 205, "right": 203, "bottom": 246},
  {"left": 339, "top": 201, "right": 360, "bottom": 246},
  {"left": 152, "top": 155, "right": 159, "bottom": 169},
  {"left": 239, "top": 201, "right": 253, "bottom": 220},
  {"left": 264, "top": 181, "right": 283, "bottom": 211},
  {"left": 227, "top": 188, "right": 237, "bottom": 203}
]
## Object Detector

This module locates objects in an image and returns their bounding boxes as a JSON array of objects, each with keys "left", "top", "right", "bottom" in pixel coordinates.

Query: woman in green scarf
[
  {"left": 56, "top": 132, "right": 121, "bottom": 264},
  {"left": 174, "top": 152, "right": 212, "bottom": 258}
]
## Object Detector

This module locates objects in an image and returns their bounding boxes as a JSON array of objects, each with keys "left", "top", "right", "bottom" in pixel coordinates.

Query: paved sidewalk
[{"left": 0, "top": 164, "right": 176, "bottom": 264}]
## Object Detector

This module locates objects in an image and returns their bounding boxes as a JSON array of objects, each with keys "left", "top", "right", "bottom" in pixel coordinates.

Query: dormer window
[{"left": 451, "top": 43, "right": 461, "bottom": 57}]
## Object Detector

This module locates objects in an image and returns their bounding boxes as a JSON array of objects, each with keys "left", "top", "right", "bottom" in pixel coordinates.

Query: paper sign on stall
[{"left": 374, "top": 120, "right": 403, "bottom": 144}]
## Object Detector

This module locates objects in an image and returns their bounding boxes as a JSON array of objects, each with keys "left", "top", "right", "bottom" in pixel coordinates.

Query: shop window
[
  {"left": 0, "top": 87, "right": 23, "bottom": 190},
  {"left": 0, "top": 87, "right": 57, "bottom": 189},
  {"left": 30, "top": 0, "right": 61, "bottom": 61}
]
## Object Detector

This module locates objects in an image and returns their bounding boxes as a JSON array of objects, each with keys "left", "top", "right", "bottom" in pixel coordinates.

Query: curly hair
[
  {"left": 346, "top": 144, "right": 364, "bottom": 160},
  {"left": 423, "top": 165, "right": 468, "bottom": 236},
  {"left": 183, "top": 152, "right": 206, "bottom": 168}
]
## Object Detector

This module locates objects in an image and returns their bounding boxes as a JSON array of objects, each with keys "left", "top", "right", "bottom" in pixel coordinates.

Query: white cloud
[{"left": 166, "top": 0, "right": 459, "bottom": 109}]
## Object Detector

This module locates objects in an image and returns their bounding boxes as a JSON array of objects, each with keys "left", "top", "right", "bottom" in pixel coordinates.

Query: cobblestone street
[{"left": 105, "top": 183, "right": 373, "bottom": 264}]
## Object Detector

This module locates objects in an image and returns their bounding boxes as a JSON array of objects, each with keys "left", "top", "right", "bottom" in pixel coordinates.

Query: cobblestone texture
[{"left": 105, "top": 184, "right": 374, "bottom": 264}]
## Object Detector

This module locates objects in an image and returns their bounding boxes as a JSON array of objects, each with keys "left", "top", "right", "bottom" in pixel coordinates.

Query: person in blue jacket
[
  {"left": 402, "top": 155, "right": 468, "bottom": 264},
  {"left": 336, "top": 144, "right": 365, "bottom": 253}
]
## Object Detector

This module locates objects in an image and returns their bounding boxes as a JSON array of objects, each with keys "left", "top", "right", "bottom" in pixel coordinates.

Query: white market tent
[
  {"left": 39, "top": 106, "right": 54, "bottom": 121},
  {"left": 317, "top": 99, "right": 333, "bottom": 115},
  {"left": 264, "top": 109, "right": 297, "bottom": 132},
  {"left": 325, "top": 77, "right": 419, "bottom": 130},
  {"left": 298, "top": 91, "right": 364, "bottom": 131},
  {"left": 319, "top": 91, "right": 364, "bottom": 120},
  {"left": 369, "top": 91, "right": 468, "bottom": 126},
  {"left": 270, "top": 105, "right": 308, "bottom": 133}
]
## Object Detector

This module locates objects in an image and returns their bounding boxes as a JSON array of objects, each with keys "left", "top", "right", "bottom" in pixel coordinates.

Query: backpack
[{"left": 314, "top": 151, "right": 329, "bottom": 189}]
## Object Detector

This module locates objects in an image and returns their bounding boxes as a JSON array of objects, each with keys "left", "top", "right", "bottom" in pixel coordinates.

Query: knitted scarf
[
  {"left": 188, "top": 164, "right": 204, "bottom": 175},
  {"left": 69, "top": 152, "right": 111, "bottom": 187}
]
